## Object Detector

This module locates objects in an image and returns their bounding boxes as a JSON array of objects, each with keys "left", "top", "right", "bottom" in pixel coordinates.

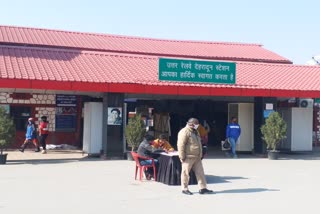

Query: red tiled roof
[
  {"left": 0, "top": 45, "right": 319, "bottom": 97},
  {"left": 0, "top": 25, "right": 292, "bottom": 64}
]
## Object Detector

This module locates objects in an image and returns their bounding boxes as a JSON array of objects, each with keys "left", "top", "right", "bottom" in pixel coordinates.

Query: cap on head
[
  {"left": 187, "top": 118, "right": 199, "bottom": 125},
  {"left": 28, "top": 117, "right": 33, "bottom": 121}
]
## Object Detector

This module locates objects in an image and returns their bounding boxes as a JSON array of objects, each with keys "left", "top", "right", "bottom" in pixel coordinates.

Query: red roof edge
[
  {"left": 0, "top": 79, "right": 31, "bottom": 89},
  {"left": 2, "top": 78, "right": 320, "bottom": 98}
]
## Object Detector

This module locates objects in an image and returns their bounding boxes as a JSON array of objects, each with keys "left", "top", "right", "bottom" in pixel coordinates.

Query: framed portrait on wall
[{"left": 108, "top": 107, "right": 122, "bottom": 125}]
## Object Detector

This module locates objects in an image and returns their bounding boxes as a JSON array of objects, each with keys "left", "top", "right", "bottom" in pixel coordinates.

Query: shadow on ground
[
  {"left": 5, "top": 149, "right": 126, "bottom": 165},
  {"left": 204, "top": 146, "right": 320, "bottom": 160},
  {"left": 6, "top": 156, "right": 106, "bottom": 165},
  {"left": 206, "top": 175, "right": 248, "bottom": 184},
  {"left": 215, "top": 188, "right": 279, "bottom": 194},
  {"left": 205, "top": 174, "right": 279, "bottom": 194},
  {"left": 274, "top": 150, "right": 320, "bottom": 160}
]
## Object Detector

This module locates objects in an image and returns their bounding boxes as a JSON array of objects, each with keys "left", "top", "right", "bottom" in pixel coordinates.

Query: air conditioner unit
[{"left": 299, "top": 99, "right": 314, "bottom": 108}]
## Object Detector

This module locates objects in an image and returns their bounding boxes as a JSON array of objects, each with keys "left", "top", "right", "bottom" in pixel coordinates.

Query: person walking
[
  {"left": 19, "top": 118, "right": 40, "bottom": 152},
  {"left": 226, "top": 116, "right": 241, "bottom": 158},
  {"left": 177, "top": 117, "right": 214, "bottom": 195},
  {"left": 39, "top": 116, "right": 49, "bottom": 154}
]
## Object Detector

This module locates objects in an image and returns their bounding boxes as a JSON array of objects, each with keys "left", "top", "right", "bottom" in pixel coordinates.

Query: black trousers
[{"left": 39, "top": 134, "right": 48, "bottom": 150}]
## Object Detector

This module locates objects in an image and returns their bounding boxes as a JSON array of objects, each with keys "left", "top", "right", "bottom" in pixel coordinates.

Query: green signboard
[
  {"left": 159, "top": 58, "right": 236, "bottom": 84},
  {"left": 315, "top": 98, "right": 320, "bottom": 104}
]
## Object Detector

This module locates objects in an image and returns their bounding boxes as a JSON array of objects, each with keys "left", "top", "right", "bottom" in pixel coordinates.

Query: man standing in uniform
[{"left": 177, "top": 118, "right": 214, "bottom": 195}]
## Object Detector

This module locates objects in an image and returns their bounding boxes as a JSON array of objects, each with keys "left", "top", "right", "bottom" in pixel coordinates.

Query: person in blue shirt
[
  {"left": 226, "top": 117, "right": 241, "bottom": 158},
  {"left": 19, "top": 118, "right": 40, "bottom": 152}
]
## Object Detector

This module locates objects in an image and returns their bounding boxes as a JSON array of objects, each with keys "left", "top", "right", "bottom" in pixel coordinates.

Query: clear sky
[{"left": 1, "top": 0, "right": 319, "bottom": 64}]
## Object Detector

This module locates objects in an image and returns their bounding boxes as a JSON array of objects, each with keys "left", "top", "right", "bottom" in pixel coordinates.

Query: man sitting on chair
[{"left": 137, "top": 134, "right": 158, "bottom": 180}]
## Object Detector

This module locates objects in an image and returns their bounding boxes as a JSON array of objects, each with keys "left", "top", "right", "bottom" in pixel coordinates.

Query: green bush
[
  {"left": 261, "top": 111, "right": 287, "bottom": 151},
  {"left": 125, "top": 113, "right": 146, "bottom": 151},
  {"left": 0, "top": 106, "right": 16, "bottom": 155}
]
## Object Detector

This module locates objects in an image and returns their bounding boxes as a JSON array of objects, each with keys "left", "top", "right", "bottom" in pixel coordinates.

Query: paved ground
[{"left": 1, "top": 149, "right": 320, "bottom": 214}]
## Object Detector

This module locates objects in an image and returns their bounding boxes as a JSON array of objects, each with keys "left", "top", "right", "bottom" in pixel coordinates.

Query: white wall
[
  {"left": 237, "top": 103, "right": 254, "bottom": 151},
  {"left": 279, "top": 107, "right": 313, "bottom": 151},
  {"left": 83, "top": 102, "right": 103, "bottom": 155},
  {"left": 291, "top": 108, "right": 313, "bottom": 151}
]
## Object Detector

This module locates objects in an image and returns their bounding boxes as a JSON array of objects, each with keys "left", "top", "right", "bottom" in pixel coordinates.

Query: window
[{"left": 10, "top": 106, "right": 32, "bottom": 131}]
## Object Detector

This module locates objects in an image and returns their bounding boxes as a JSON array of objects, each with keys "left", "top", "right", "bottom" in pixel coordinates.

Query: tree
[
  {"left": 261, "top": 111, "right": 287, "bottom": 152},
  {"left": 125, "top": 114, "right": 146, "bottom": 151},
  {"left": 0, "top": 106, "right": 16, "bottom": 155}
]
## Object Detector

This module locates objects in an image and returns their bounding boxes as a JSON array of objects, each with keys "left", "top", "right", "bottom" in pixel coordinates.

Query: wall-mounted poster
[
  {"left": 55, "top": 94, "right": 78, "bottom": 132},
  {"left": 108, "top": 107, "right": 122, "bottom": 125},
  {"left": 56, "top": 95, "right": 77, "bottom": 107},
  {"left": 55, "top": 107, "right": 77, "bottom": 131}
]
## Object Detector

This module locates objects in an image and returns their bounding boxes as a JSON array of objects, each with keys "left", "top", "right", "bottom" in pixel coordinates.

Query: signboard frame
[{"left": 159, "top": 58, "right": 236, "bottom": 84}]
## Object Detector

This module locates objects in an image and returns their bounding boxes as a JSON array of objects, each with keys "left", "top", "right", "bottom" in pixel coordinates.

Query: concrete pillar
[
  {"left": 102, "top": 93, "right": 124, "bottom": 159},
  {"left": 254, "top": 97, "right": 277, "bottom": 154}
]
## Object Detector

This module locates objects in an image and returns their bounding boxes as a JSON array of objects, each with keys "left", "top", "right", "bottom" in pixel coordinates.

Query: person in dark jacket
[
  {"left": 137, "top": 134, "right": 158, "bottom": 180},
  {"left": 226, "top": 116, "right": 241, "bottom": 158}
]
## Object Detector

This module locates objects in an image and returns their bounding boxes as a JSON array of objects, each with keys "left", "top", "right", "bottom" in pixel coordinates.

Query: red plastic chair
[{"left": 131, "top": 151, "right": 157, "bottom": 181}]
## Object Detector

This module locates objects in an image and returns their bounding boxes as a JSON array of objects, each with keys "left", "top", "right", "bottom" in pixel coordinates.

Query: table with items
[{"left": 155, "top": 151, "right": 197, "bottom": 185}]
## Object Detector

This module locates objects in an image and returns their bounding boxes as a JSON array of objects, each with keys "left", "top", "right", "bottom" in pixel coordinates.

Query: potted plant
[
  {"left": 260, "top": 111, "right": 287, "bottom": 160},
  {"left": 124, "top": 113, "right": 146, "bottom": 160},
  {"left": 0, "top": 106, "right": 16, "bottom": 164}
]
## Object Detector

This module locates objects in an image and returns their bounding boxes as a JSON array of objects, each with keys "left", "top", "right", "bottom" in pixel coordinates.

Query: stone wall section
[
  {"left": 0, "top": 92, "right": 56, "bottom": 131},
  {"left": 35, "top": 107, "right": 56, "bottom": 131}
]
